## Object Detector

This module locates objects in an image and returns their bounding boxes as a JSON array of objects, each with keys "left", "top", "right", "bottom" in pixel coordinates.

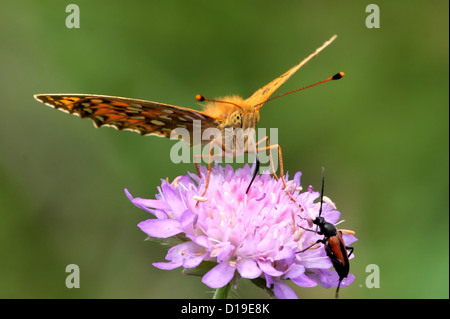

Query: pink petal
[
  {"left": 290, "top": 273, "right": 318, "bottom": 287},
  {"left": 183, "top": 254, "right": 205, "bottom": 268},
  {"left": 340, "top": 274, "right": 355, "bottom": 287},
  {"left": 273, "top": 280, "right": 298, "bottom": 299},
  {"left": 138, "top": 219, "right": 181, "bottom": 238},
  {"left": 125, "top": 188, "right": 169, "bottom": 219},
  {"left": 202, "top": 261, "right": 235, "bottom": 288},
  {"left": 160, "top": 184, "right": 185, "bottom": 219},
  {"left": 258, "top": 260, "right": 284, "bottom": 277},
  {"left": 153, "top": 261, "right": 182, "bottom": 270},
  {"left": 237, "top": 259, "right": 262, "bottom": 279}
]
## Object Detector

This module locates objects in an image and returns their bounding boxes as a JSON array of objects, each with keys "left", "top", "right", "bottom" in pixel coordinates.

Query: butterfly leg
[
  {"left": 255, "top": 137, "right": 287, "bottom": 189},
  {"left": 195, "top": 162, "right": 202, "bottom": 178},
  {"left": 193, "top": 139, "right": 231, "bottom": 205},
  {"left": 202, "top": 139, "right": 217, "bottom": 198},
  {"left": 254, "top": 136, "right": 280, "bottom": 181},
  {"left": 255, "top": 137, "right": 305, "bottom": 206}
]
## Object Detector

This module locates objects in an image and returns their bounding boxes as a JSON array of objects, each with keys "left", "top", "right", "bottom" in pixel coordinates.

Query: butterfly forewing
[
  {"left": 245, "top": 62, "right": 307, "bottom": 108},
  {"left": 246, "top": 35, "right": 337, "bottom": 109},
  {"left": 34, "top": 94, "right": 220, "bottom": 142}
]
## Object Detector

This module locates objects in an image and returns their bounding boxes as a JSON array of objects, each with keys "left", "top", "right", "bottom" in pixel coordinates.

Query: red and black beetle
[{"left": 297, "top": 168, "right": 354, "bottom": 298}]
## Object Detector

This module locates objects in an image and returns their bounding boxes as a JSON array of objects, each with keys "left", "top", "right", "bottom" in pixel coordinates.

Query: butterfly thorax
[{"left": 202, "top": 95, "right": 260, "bottom": 131}]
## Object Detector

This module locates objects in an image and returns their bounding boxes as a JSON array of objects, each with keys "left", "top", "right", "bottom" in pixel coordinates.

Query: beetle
[{"left": 297, "top": 168, "right": 354, "bottom": 298}]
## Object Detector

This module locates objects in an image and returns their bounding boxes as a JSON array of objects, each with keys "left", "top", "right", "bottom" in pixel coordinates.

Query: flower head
[{"left": 125, "top": 163, "right": 357, "bottom": 299}]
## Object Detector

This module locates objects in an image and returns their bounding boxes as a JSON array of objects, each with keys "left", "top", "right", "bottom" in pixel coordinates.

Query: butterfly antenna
[
  {"left": 253, "top": 72, "right": 344, "bottom": 110},
  {"left": 196, "top": 95, "right": 244, "bottom": 111}
]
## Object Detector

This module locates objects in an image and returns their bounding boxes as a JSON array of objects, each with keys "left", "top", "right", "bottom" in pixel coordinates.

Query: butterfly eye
[{"left": 229, "top": 111, "right": 243, "bottom": 127}]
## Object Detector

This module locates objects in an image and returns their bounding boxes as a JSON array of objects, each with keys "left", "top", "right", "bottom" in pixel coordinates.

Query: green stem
[
  {"left": 213, "top": 282, "right": 231, "bottom": 299},
  {"left": 250, "top": 278, "right": 275, "bottom": 298}
]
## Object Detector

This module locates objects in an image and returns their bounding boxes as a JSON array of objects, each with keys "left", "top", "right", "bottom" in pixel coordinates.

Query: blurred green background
[{"left": 0, "top": 0, "right": 448, "bottom": 299}]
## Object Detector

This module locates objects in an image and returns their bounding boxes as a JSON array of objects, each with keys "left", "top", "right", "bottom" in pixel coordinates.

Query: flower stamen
[{"left": 193, "top": 195, "right": 208, "bottom": 202}]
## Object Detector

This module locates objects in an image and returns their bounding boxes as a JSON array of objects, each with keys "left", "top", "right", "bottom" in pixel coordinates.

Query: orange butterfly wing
[
  {"left": 245, "top": 35, "right": 337, "bottom": 109},
  {"left": 34, "top": 94, "right": 221, "bottom": 143}
]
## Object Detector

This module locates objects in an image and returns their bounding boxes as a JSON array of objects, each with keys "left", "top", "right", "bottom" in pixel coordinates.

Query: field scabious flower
[{"left": 125, "top": 164, "right": 357, "bottom": 299}]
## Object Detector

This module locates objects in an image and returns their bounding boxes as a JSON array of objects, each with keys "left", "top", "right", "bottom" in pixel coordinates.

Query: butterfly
[{"left": 34, "top": 35, "right": 340, "bottom": 199}]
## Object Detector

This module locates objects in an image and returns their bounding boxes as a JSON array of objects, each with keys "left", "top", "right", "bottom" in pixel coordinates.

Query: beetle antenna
[{"left": 319, "top": 167, "right": 325, "bottom": 218}]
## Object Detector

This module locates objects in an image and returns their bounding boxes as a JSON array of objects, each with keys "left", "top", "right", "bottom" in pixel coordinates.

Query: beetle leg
[
  {"left": 346, "top": 246, "right": 354, "bottom": 258},
  {"left": 297, "top": 238, "right": 326, "bottom": 253}
]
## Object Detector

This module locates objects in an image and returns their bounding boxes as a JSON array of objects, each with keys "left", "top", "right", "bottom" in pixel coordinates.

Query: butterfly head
[{"left": 200, "top": 95, "right": 260, "bottom": 130}]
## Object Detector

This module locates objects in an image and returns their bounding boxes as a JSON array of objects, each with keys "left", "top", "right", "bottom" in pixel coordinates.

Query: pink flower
[{"left": 125, "top": 164, "right": 357, "bottom": 298}]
